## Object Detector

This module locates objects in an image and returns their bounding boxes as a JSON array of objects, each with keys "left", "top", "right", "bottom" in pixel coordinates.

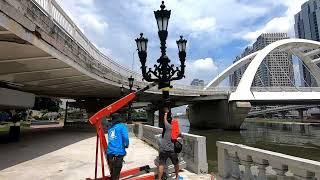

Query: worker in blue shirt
[{"left": 106, "top": 113, "right": 129, "bottom": 180}]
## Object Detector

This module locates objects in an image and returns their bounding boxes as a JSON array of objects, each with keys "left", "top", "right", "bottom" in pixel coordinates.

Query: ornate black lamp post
[
  {"left": 135, "top": 1, "right": 187, "bottom": 127},
  {"left": 127, "top": 76, "right": 134, "bottom": 124}
]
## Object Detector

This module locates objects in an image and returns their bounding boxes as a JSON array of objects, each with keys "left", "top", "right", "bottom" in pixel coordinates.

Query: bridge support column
[
  {"left": 146, "top": 110, "right": 155, "bottom": 126},
  {"left": 298, "top": 109, "right": 304, "bottom": 122},
  {"left": 63, "top": 101, "right": 69, "bottom": 127},
  {"left": 280, "top": 111, "right": 287, "bottom": 120},
  {"left": 187, "top": 100, "right": 251, "bottom": 130},
  {"left": 145, "top": 104, "right": 157, "bottom": 126}
]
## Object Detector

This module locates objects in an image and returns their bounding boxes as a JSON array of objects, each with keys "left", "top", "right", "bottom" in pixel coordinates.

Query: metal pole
[
  {"left": 128, "top": 86, "right": 133, "bottom": 124},
  {"left": 94, "top": 133, "right": 99, "bottom": 179},
  {"left": 64, "top": 101, "right": 68, "bottom": 127},
  {"left": 159, "top": 90, "right": 170, "bottom": 128}
]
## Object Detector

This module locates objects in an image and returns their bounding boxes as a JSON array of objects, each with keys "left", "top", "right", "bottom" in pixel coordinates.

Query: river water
[{"left": 178, "top": 118, "right": 320, "bottom": 173}]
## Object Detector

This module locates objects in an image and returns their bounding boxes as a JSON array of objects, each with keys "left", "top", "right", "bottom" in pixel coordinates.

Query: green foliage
[
  {"left": 131, "top": 109, "right": 147, "bottom": 121},
  {"left": 33, "top": 97, "right": 62, "bottom": 112}
]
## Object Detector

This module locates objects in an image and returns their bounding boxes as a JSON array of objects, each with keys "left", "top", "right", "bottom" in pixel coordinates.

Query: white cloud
[
  {"left": 190, "top": 17, "right": 216, "bottom": 32},
  {"left": 178, "top": 57, "right": 219, "bottom": 84},
  {"left": 242, "top": 0, "right": 308, "bottom": 42},
  {"left": 81, "top": 14, "right": 108, "bottom": 34},
  {"left": 56, "top": 0, "right": 108, "bottom": 35},
  {"left": 243, "top": 17, "right": 291, "bottom": 42},
  {"left": 193, "top": 58, "right": 218, "bottom": 71}
]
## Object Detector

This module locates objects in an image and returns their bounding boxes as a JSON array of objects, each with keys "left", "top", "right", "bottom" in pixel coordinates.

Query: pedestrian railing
[
  {"left": 216, "top": 141, "right": 320, "bottom": 179},
  {"left": 32, "top": 0, "right": 142, "bottom": 81},
  {"left": 251, "top": 86, "right": 320, "bottom": 92}
]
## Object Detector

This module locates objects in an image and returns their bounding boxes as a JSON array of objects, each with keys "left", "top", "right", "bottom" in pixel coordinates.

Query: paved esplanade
[{"left": 0, "top": 128, "right": 210, "bottom": 179}]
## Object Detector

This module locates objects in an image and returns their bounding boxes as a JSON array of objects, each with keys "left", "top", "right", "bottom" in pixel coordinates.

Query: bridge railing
[
  {"left": 32, "top": 0, "right": 142, "bottom": 83},
  {"left": 251, "top": 86, "right": 320, "bottom": 92},
  {"left": 31, "top": 0, "right": 218, "bottom": 93},
  {"left": 146, "top": 86, "right": 236, "bottom": 96},
  {"left": 217, "top": 141, "right": 320, "bottom": 179}
]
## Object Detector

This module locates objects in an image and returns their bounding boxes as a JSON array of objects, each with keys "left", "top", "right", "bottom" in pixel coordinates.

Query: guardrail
[
  {"left": 251, "top": 86, "right": 320, "bottom": 92},
  {"left": 217, "top": 141, "right": 320, "bottom": 179},
  {"left": 32, "top": 0, "right": 142, "bottom": 82},
  {"left": 248, "top": 105, "right": 319, "bottom": 116}
]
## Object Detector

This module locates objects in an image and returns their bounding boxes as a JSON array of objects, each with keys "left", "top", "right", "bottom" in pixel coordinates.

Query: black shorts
[
  {"left": 159, "top": 151, "right": 179, "bottom": 166},
  {"left": 107, "top": 154, "right": 124, "bottom": 180}
]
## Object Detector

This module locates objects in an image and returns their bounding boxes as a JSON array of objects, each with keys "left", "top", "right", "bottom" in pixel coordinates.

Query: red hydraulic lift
[{"left": 87, "top": 82, "right": 157, "bottom": 180}]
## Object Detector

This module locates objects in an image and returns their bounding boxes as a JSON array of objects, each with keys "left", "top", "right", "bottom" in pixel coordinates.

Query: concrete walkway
[{"left": 0, "top": 128, "right": 211, "bottom": 179}]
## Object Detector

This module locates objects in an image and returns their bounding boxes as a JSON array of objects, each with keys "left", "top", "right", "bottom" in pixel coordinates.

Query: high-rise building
[
  {"left": 229, "top": 47, "right": 253, "bottom": 86},
  {"left": 230, "top": 33, "right": 294, "bottom": 87},
  {"left": 294, "top": 0, "right": 320, "bottom": 87},
  {"left": 191, "top": 79, "right": 204, "bottom": 86}
]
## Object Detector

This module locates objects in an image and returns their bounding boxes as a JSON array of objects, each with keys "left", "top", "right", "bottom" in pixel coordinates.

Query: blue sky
[{"left": 56, "top": 0, "right": 308, "bottom": 85}]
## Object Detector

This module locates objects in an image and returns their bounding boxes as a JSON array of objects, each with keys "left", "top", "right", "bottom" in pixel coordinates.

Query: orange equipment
[
  {"left": 171, "top": 118, "right": 180, "bottom": 141},
  {"left": 87, "top": 82, "right": 157, "bottom": 180}
]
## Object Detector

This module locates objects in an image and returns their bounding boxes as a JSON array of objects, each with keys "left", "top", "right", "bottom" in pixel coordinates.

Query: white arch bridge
[
  {"left": 205, "top": 38, "right": 320, "bottom": 103},
  {"left": 188, "top": 38, "right": 320, "bottom": 129}
]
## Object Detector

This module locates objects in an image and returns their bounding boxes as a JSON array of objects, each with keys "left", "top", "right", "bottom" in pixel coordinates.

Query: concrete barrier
[
  {"left": 216, "top": 141, "right": 320, "bottom": 179},
  {"left": 131, "top": 123, "right": 208, "bottom": 174}
]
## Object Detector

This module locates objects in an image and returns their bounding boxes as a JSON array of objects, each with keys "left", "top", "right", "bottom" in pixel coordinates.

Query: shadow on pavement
[{"left": 0, "top": 127, "right": 96, "bottom": 170}]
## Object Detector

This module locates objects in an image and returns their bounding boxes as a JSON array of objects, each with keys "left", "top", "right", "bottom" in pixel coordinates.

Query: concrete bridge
[{"left": 1, "top": 0, "right": 320, "bottom": 130}]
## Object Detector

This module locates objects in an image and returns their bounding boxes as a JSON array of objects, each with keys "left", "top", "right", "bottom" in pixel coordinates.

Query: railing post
[
  {"left": 48, "top": 0, "right": 53, "bottom": 21},
  {"left": 217, "top": 142, "right": 232, "bottom": 179},
  {"left": 239, "top": 155, "right": 254, "bottom": 180},
  {"left": 255, "top": 159, "right": 268, "bottom": 180},
  {"left": 137, "top": 123, "right": 143, "bottom": 139},
  {"left": 231, "top": 153, "right": 241, "bottom": 179},
  {"left": 228, "top": 150, "right": 241, "bottom": 179},
  {"left": 272, "top": 164, "right": 288, "bottom": 180},
  {"left": 291, "top": 167, "right": 316, "bottom": 180}
]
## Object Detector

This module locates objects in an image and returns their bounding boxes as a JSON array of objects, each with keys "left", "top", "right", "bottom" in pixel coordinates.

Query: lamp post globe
[{"left": 135, "top": 1, "right": 187, "bottom": 128}]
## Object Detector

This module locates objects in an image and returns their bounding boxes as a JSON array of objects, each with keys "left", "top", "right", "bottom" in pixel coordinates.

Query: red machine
[{"left": 87, "top": 82, "right": 157, "bottom": 180}]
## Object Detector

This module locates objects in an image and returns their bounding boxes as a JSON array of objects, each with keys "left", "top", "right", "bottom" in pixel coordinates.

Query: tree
[{"left": 33, "top": 97, "right": 62, "bottom": 112}]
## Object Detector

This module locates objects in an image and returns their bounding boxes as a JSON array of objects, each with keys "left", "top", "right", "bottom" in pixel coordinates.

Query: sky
[{"left": 56, "top": 0, "right": 308, "bottom": 85}]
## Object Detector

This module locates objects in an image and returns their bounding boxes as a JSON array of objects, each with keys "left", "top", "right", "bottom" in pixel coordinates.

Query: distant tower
[
  {"left": 294, "top": 0, "right": 320, "bottom": 86},
  {"left": 191, "top": 79, "right": 204, "bottom": 86},
  {"left": 230, "top": 33, "right": 294, "bottom": 87}
]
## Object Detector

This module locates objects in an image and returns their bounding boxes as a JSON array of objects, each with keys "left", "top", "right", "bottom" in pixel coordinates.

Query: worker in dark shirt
[{"left": 158, "top": 107, "right": 180, "bottom": 180}]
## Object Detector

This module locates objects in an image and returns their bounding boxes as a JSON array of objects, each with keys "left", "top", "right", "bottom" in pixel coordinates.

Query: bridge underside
[{"left": 0, "top": 32, "right": 123, "bottom": 98}]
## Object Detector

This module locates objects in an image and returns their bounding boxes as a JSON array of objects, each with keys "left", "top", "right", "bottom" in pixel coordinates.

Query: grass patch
[{"left": 0, "top": 121, "right": 31, "bottom": 133}]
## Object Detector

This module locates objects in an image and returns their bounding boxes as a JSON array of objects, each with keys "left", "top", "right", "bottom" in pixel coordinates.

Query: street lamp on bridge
[
  {"left": 127, "top": 76, "right": 134, "bottom": 124},
  {"left": 135, "top": 1, "right": 187, "bottom": 127},
  {"left": 120, "top": 85, "right": 125, "bottom": 97}
]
